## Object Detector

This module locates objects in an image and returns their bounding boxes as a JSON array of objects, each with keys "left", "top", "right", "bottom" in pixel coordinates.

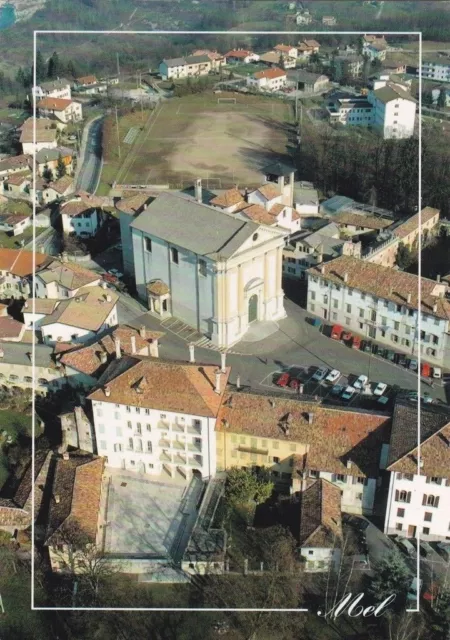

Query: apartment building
[
  {"left": 368, "top": 83, "right": 416, "bottom": 139},
  {"left": 419, "top": 60, "right": 450, "bottom": 82},
  {"left": 33, "top": 78, "right": 72, "bottom": 100},
  {"left": 158, "top": 55, "right": 212, "bottom": 80},
  {"left": 326, "top": 93, "right": 374, "bottom": 127},
  {"left": 216, "top": 389, "right": 391, "bottom": 515},
  {"left": 307, "top": 255, "right": 450, "bottom": 367},
  {"left": 392, "top": 206, "right": 440, "bottom": 249},
  {"left": 37, "top": 98, "right": 83, "bottom": 124},
  {"left": 88, "top": 355, "right": 230, "bottom": 480},
  {"left": 60, "top": 194, "right": 105, "bottom": 237},
  {"left": 247, "top": 67, "right": 287, "bottom": 92},
  {"left": 332, "top": 54, "right": 365, "bottom": 81},
  {"left": 384, "top": 399, "right": 450, "bottom": 542},
  {"left": 35, "top": 260, "right": 102, "bottom": 299}
]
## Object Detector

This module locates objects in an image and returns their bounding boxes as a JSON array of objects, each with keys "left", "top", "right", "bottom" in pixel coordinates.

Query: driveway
[{"left": 75, "top": 116, "right": 104, "bottom": 193}]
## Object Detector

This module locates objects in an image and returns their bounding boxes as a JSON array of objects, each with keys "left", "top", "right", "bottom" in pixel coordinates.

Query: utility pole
[
  {"left": 116, "top": 52, "right": 120, "bottom": 79},
  {"left": 115, "top": 107, "right": 121, "bottom": 160}
]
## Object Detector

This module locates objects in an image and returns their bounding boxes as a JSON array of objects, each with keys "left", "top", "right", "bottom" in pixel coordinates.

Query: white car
[
  {"left": 341, "top": 386, "right": 356, "bottom": 401},
  {"left": 325, "top": 369, "right": 341, "bottom": 383},
  {"left": 373, "top": 382, "right": 387, "bottom": 396},
  {"left": 312, "top": 366, "right": 329, "bottom": 382},
  {"left": 433, "top": 367, "right": 442, "bottom": 379},
  {"left": 353, "top": 375, "right": 369, "bottom": 390}
]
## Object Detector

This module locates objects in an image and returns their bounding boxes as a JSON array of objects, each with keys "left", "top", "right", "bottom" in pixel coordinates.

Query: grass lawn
[
  {"left": 224, "top": 63, "right": 268, "bottom": 77},
  {"left": 0, "top": 107, "right": 27, "bottom": 125},
  {"left": 0, "top": 409, "right": 32, "bottom": 490},
  {"left": 0, "top": 227, "right": 34, "bottom": 249},
  {"left": 0, "top": 569, "right": 50, "bottom": 640},
  {"left": 100, "top": 90, "right": 295, "bottom": 190}
]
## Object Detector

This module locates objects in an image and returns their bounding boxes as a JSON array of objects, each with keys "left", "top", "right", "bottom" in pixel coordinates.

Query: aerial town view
[{"left": 0, "top": 1, "right": 450, "bottom": 639}]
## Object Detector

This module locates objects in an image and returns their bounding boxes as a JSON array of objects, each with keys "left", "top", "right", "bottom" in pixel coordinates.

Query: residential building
[
  {"left": 0, "top": 341, "right": 64, "bottom": 395},
  {"left": 384, "top": 399, "right": 450, "bottom": 542},
  {"left": 392, "top": 206, "right": 440, "bottom": 249},
  {"left": 42, "top": 175, "right": 74, "bottom": 204},
  {"left": 432, "top": 86, "right": 450, "bottom": 108},
  {"left": 283, "top": 222, "right": 361, "bottom": 279},
  {"left": 33, "top": 78, "right": 71, "bottom": 100},
  {"left": 60, "top": 193, "right": 105, "bottom": 237},
  {"left": 22, "top": 298, "right": 61, "bottom": 330},
  {"left": 306, "top": 255, "right": 450, "bottom": 368},
  {"left": 129, "top": 190, "right": 287, "bottom": 348},
  {"left": 59, "top": 324, "right": 162, "bottom": 390},
  {"left": 259, "top": 51, "right": 296, "bottom": 69},
  {"left": 0, "top": 213, "right": 31, "bottom": 236},
  {"left": 75, "top": 75, "right": 98, "bottom": 88},
  {"left": 322, "top": 16, "right": 337, "bottom": 26},
  {"left": 286, "top": 70, "right": 329, "bottom": 93},
  {"left": 191, "top": 49, "right": 226, "bottom": 70},
  {"left": 298, "top": 39, "right": 321, "bottom": 54},
  {"left": 368, "top": 83, "right": 416, "bottom": 139},
  {"left": 326, "top": 92, "right": 374, "bottom": 126},
  {"left": 34, "top": 259, "right": 102, "bottom": 299},
  {"left": 332, "top": 54, "right": 365, "bottom": 81},
  {"left": 0, "top": 248, "right": 49, "bottom": 299},
  {"left": 247, "top": 67, "right": 287, "bottom": 92},
  {"left": 19, "top": 118, "right": 58, "bottom": 154},
  {"left": 60, "top": 406, "right": 96, "bottom": 453},
  {"left": 293, "top": 181, "right": 320, "bottom": 215},
  {"left": 274, "top": 44, "right": 298, "bottom": 59},
  {"left": 158, "top": 55, "right": 212, "bottom": 80},
  {"left": 296, "top": 11, "right": 312, "bottom": 25},
  {"left": 209, "top": 188, "right": 247, "bottom": 214},
  {"left": 116, "top": 193, "right": 155, "bottom": 276},
  {"left": 333, "top": 211, "right": 393, "bottom": 237},
  {"left": 39, "top": 285, "right": 119, "bottom": 345},
  {"left": 44, "top": 452, "right": 104, "bottom": 574},
  {"left": 3, "top": 173, "right": 31, "bottom": 197},
  {"left": 363, "top": 42, "right": 387, "bottom": 62},
  {"left": 224, "top": 49, "right": 259, "bottom": 64},
  {"left": 216, "top": 389, "right": 391, "bottom": 515},
  {"left": 417, "top": 60, "right": 450, "bottom": 82},
  {"left": 88, "top": 355, "right": 230, "bottom": 479},
  {"left": 0, "top": 316, "right": 26, "bottom": 342},
  {"left": 35, "top": 147, "right": 74, "bottom": 179},
  {"left": 37, "top": 98, "right": 83, "bottom": 124},
  {"left": 0, "top": 154, "right": 31, "bottom": 181}
]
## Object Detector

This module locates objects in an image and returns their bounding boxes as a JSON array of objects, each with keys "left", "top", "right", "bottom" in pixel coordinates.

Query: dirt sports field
[{"left": 114, "top": 92, "right": 296, "bottom": 189}]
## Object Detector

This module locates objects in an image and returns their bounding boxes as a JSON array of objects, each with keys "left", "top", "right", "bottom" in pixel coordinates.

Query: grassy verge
[
  {"left": 0, "top": 227, "right": 34, "bottom": 249},
  {"left": 0, "top": 408, "right": 32, "bottom": 490}
]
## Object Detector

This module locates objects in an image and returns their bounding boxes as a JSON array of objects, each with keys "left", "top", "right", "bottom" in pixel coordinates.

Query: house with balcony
[
  {"left": 0, "top": 248, "right": 50, "bottom": 300},
  {"left": 37, "top": 97, "right": 83, "bottom": 124},
  {"left": 158, "top": 55, "right": 212, "bottom": 80},
  {"left": 88, "top": 355, "right": 230, "bottom": 480},
  {"left": 33, "top": 78, "right": 72, "bottom": 100}
]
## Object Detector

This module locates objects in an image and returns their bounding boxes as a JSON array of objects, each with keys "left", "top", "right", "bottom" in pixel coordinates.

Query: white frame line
[{"left": 32, "top": 28, "right": 422, "bottom": 614}]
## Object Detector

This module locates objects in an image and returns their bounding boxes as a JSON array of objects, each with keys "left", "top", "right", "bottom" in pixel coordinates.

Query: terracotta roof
[
  {"left": 60, "top": 324, "right": 163, "bottom": 378},
  {"left": 298, "top": 479, "right": 342, "bottom": 547},
  {"left": 6, "top": 173, "right": 31, "bottom": 186},
  {"left": 36, "top": 259, "right": 100, "bottom": 291},
  {"left": 45, "top": 453, "right": 104, "bottom": 546},
  {"left": 88, "top": 356, "right": 231, "bottom": 418},
  {"left": 292, "top": 210, "right": 301, "bottom": 221},
  {"left": 0, "top": 213, "right": 30, "bottom": 225},
  {"left": 216, "top": 390, "right": 390, "bottom": 477},
  {"left": 0, "top": 155, "right": 31, "bottom": 173},
  {"left": 241, "top": 204, "right": 276, "bottom": 226},
  {"left": 334, "top": 211, "right": 393, "bottom": 230},
  {"left": 147, "top": 279, "right": 170, "bottom": 295},
  {"left": 274, "top": 44, "right": 296, "bottom": 53},
  {"left": 37, "top": 97, "right": 73, "bottom": 111},
  {"left": 210, "top": 188, "right": 244, "bottom": 208},
  {"left": 0, "top": 248, "right": 49, "bottom": 277},
  {"left": 268, "top": 203, "right": 286, "bottom": 216},
  {"left": 47, "top": 175, "right": 73, "bottom": 195},
  {"left": 77, "top": 75, "right": 97, "bottom": 85},
  {"left": 0, "top": 316, "right": 25, "bottom": 339},
  {"left": 191, "top": 49, "right": 224, "bottom": 61},
  {"left": 40, "top": 286, "right": 119, "bottom": 332},
  {"left": 256, "top": 183, "right": 281, "bottom": 200},
  {"left": 307, "top": 255, "right": 450, "bottom": 321},
  {"left": 53, "top": 342, "right": 74, "bottom": 354},
  {"left": 115, "top": 193, "right": 153, "bottom": 215},
  {"left": 393, "top": 207, "right": 440, "bottom": 240},
  {"left": 303, "top": 39, "right": 320, "bottom": 48},
  {"left": 61, "top": 199, "right": 95, "bottom": 217},
  {"left": 23, "top": 298, "right": 59, "bottom": 315},
  {"left": 260, "top": 51, "right": 287, "bottom": 64},
  {"left": 253, "top": 67, "right": 286, "bottom": 80},
  {"left": 225, "top": 49, "right": 253, "bottom": 58},
  {"left": 20, "top": 126, "right": 58, "bottom": 144},
  {"left": 387, "top": 398, "right": 450, "bottom": 476}
]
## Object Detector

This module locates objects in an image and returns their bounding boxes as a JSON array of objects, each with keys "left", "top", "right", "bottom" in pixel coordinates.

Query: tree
[
  {"left": 367, "top": 550, "right": 410, "bottom": 611},
  {"left": 56, "top": 154, "right": 67, "bottom": 178},
  {"left": 35, "top": 51, "right": 47, "bottom": 84},
  {"left": 225, "top": 467, "right": 274, "bottom": 506},
  {"left": 42, "top": 164, "right": 53, "bottom": 182},
  {"left": 396, "top": 242, "right": 413, "bottom": 269},
  {"left": 47, "top": 51, "right": 61, "bottom": 79},
  {"left": 279, "top": 52, "right": 285, "bottom": 70},
  {"left": 437, "top": 88, "right": 447, "bottom": 110},
  {"left": 66, "top": 60, "right": 78, "bottom": 80}
]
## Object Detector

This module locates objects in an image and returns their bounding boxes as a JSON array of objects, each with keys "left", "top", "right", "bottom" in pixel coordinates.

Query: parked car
[
  {"left": 325, "top": 369, "right": 341, "bottom": 383},
  {"left": 396, "top": 537, "right": 416, "bottom": 557},
  {"left": 341, "top": 386, "right": 356, "bottom": 401},
  {"left": 385, "top": 350, "right": 396, "bottom": 362},
  {"left": 289, "top": 377, "right": 301, "bottom": 390},
  {"left": 361, "top": 340, "right": 372, "bottom": 353},
  {"left": 276, "top": 372, "right": 291, "bottom": 387},
  {"left": 354, "top": 375, "right": 369, "bottom": 390},
  {"left": 373, "top": 382, "right": 387, "bottom": 396},
  {"left": 423, "top": 392, "right": 433, "bottom": 404},
  {"left": 331, "top": 384, "right": 345, "bottom": 396},
  {"left": 419, "top": 540, "right": 434, "bottom": 558},
  {"left": 312, "top": 366, "right": 329, "bottom": 382},
  {"left": 377, "top": 395, "right": 390, "bottom": 406},
  {"left": 310, "top": 318, "right": 322, "bottom": 328},
  {"left": 342, "top": 331, "right": 353, "bottom": 343},
  {"left": 395, "top": 353, "right": 407, "bottom": 367},
  {"left": 102, "top": 272, "right": 118, "bottom": 284},
  {"left": 421, "top": 363, "right": 431, "bottom": 378},
  {"left": 352, "top": 335, "right": 361, "bottom": 350},
  {"left": 331, "top": 324, "right": 344, "bottom": 340},
  {"left": 436, "top": 542, "right": 450, "bottom": 561},
  {"left": 407, "top": 359, "right": 418, "bottom": 371},
  {"left": 433, "top": 367, "right": 442, "bottom": 379}
]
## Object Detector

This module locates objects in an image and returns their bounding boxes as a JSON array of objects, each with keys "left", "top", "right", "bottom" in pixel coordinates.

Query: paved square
[{"left": 102, "top": 469, "right": 202, "bottom": 559}]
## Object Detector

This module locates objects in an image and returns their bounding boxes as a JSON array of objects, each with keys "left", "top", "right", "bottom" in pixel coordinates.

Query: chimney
[
  {"left": 236, "top": 374, "right": 241, "bottom": 390},
  {"left": 130, "top": 335, "right": 136, "bottom": 355},
  {"left": 189, "top": 343, "right": 195, "bottom": 363},
  {"left": 195, "top": 178, "right": 202, "bottom": 203},
  {"left": 407, "top": 292, "right": 411, "bottom": 303},
  {"left": 244, "top": 187, "right": 249, "bottom": 202},
  {"left": 149, "top": 341, "right": 159, "bottom": 358},
  {"left": 139, "top": 324, "right": 146, "bottom": 339},
  {"left": 433, "top": 303, "right": 437, "bottom": 313},
  {"left": 106, "top": 294, "right": 112, "bottom": 303},
  {"left": 346, "top": 459, "right": 352, "bottom": 469},
  {"left": 220, "top": 351, "right": 227, "bottom": 373},
  {"left": 101, "top": 281, "right": 107, "bottom": 290},
  {"left": 320, "top": 264, "right": 325, "bottom": 274},
  {"left": 99, "top": 351, "right": 108, "bottom": 364},
  {"left": 104, "top": 386, "right": 111, "bottom": 397},
  {"left": 437, "top": 274, "right": 441, "bottom": 283},
  {"left": 343, "top": 272, "right": 348, "bottom": 283},
  {"left": 115, "top": 338, "right": 121, "bottom": 359},
  {"left": 62, "top": 452, "right": 69, "bottom": 461},
  {"left": 308, "top": 412, "right": 314, "bottom": 424},
  {"left": 298, "top": 383, "right": 304, "bottom": 395},
  {"left": 54, "top": 494, "right": 60, "bottom": 504},
  {"left": 74, "top": 406, "right": 83, "bottom": 431},
  {"left": 214, "top": 370, "right": 222, "bottom": 394}
]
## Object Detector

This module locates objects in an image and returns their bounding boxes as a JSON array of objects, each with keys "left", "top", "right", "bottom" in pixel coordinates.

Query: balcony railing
[
  {"left": 187, "top": 443, "right": 202, "bottom": 454},
  {"left": 159, "top": 453, "right": 171, "bottom": 462},
  {"left": 187, "top": 425, "right": 202, "bottom": 436}
]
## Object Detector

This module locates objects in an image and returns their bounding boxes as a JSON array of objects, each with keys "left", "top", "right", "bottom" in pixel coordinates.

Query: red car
[
  {"left": 421, "top": 362, "right": 431, "bottom": 377},
  {"left": 342, "top": 331, "right": 353, "bottom": 343},
  {"left": 102, "top": 272, "right": 118, "bottom": 284},
  {"left": 289, "top": 378, "right": 300, "bottom": 390},
  {"left": 352, "top": 335, "right": 361, "bottom": 350},
  {"left": 331, "top": 324, "right": 344, "bottom": 340},
  {"left": 276, "top": 372, "right": 290, "bottom": 387}
]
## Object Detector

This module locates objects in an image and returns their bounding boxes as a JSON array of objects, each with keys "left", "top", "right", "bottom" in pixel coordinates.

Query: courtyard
[{"left": 100, "top": 468, "right": 203, "bottom": 561}]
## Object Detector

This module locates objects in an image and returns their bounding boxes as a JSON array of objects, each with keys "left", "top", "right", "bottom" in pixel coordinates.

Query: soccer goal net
[{"left": 217, "top": 97, "right": 237, "bottom": 104}]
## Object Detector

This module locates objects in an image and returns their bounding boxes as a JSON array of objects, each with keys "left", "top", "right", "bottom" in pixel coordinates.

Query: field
[{"left": 102, "top": 92, "right": 295, "bottom": 191}]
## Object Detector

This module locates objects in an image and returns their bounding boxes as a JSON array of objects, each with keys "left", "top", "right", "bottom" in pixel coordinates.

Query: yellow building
[{"left": 216, "top": 389, "right": 391, "bottom": 515}]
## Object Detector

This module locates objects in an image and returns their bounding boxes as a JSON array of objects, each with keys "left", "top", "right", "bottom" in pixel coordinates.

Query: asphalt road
[{"left": 76, "top": 117, "right": 104, "bottom": 193}]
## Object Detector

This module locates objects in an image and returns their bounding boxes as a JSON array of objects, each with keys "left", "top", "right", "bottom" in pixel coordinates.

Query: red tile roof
[
  {"left": 225, "top": 49, "right": 253, "bottom": 58},
  {"left": 210, "top": 188, "right": 244, "bottom": 208},
  {"left": 254, "top": 67, "right": 287, "bottom": 80},
  {"left": 298, "top": 479, "right": 343, "bottom": 548},
  {"left": 393, "top": 207, "right": 440, "bottom": 240},
  {"left": 0, "top": 248, "right": 49, "bottom": 277},
  {"left": 37, "top": 97, "right": 73, "bottom": 111}
]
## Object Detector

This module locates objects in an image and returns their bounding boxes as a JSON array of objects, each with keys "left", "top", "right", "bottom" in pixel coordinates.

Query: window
[
  {"left": 397, "top": 508, "right": 405, "bottom": 518},
  {"left": 336, "top": 474, "right": 345, "bottom": 483},
  {"left": 310, "top": 291, "right": 316, "bottom": 301},
  {"left": 273, "top": 441, "right": 279, "bottom": 449},
  {"left": 308, "top": 550, "right": 314, "bottom": 556},
  {"left": 146, "top": 424, "right": 151, "bottom": 432},
  {"left": 128, "top": 438, "right": 134, "bottom": 450},
  {"left": 98, "top": 424, "right": 105, "bottom": 434},
  {"left": 126, "top": 406, "right": 131, "bottom": 413},
  {"left": 135, "top": 408, "right": 140, "bottom": 414},
  {"left": 333, "top": 299, "right": 338, "bottom": 309},
  {"left": 160, "top": 414, "right": 166, "bottom": 419},
  {"left": 198, "top": 259, "right": 207, "bottom": 277},
  {"left": 290, "top": 443, "right": 297, "bottom": 452},
  {"left": 114, "top": 412, "right": 120, "bottom": 420},
  {"left": 395, "top": 522, "right": 403, "bottom": 531},
  {"left": 116, "top": 427, "right": 122, "bottom": 437},
  {"left": 100, "top": 440, "right": 107, "bottom": 450},
  {"left": 346, "top": 304, "right": 351, "bottom": 313},
  {"left": 136, "top": 423, "right": 142, "bottom": 434},
  {"left": 392, "top": 334, "right": 399, "bottom": 343},
  {"left": 396, "top": 490, "right": 411, "bottom": 503},
  {"left": 332, "top": 312, "right": 337, "bottom": 320},
  {"left": 145, "top": 237, "right": 152, "bottom": 252},
  {"left": 394, "top": 321, "right": 399, "bottom": 331},
  {"left": 429, "top": 477, "right": 442, "bottom": 485},
  {"left": 171, "top": 247, "right": 179, "bottom": 264},
  {"left": 423, "top": 527, "right": 430, "bottom": 535},
  {"left": 145, "top": 408, "right": 150, "bottom": 415},
  {"left": 96, "top": 408, "right": 103, "bottom": 417},
  {"left": 309, "top": 469, "right": 319, "bottom": 478},
  {"left": 424, "top": 512, "right": 432, "bottom": 522},
  {"left": 252, "top": 233, "right": 259, "bottom": 241},
  {"left": 272, "top": 456, "right": 280, "bottom": 463},
  {"left": 359, "top": 308, "right": 364, "bottom": 318},
  {"left": 127, "top": 421, "right": 132, "bottom": 429},
  {"left": 357, "top": 493, "right": 363, "bottom": 500}
]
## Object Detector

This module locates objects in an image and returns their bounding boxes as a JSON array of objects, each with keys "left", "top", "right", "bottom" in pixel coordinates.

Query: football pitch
[{"left": 112, "top": 92, "right": 296, "bottom": 190}]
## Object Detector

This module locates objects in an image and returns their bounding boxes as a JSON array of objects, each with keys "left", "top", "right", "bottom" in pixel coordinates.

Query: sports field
[{"left": 109, "top": 92, "right": 296, "bottom": 190}]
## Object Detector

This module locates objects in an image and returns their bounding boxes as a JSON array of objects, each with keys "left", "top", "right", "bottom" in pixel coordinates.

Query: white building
[
  {"left": 39, "top": 285, "right": 119, "bottom": 345},
  {"left": 35, "top": 259, "right": 101, "bottom": 299},
  {"left": 60, "top": 194, "right": 104, "bottom": 237},
  {"left": 384, "top": 399, "right": 450, "bottom": 542},
  {"left": 37, "top": 98, "right": 83, "bottom": 124},
  {"left": 88, "top": 355, "right": 230, "bottom": 480},
  {"left": 368, "top": 83, "right": 416, "bottom": 139},
  {"left": 158, "top": 54, "right": 212, "bottom": 80},
  {"left": 247, "top": 67, "right": 287, "bottom": 92},
  {"left": 0, "top": 341, "right": 65, "bottom": 396},
  {"left": 274, "top": 44, "right": 298, "bottom": 59},
  {"left": 419, "top": 60, "right": 450, "bottom": 82},
  {"left": 0, "top": 248, "right": 49, "bottom": 300},
  {"left": 224, "top": 49, "right": 260, "bottom": 64},
  {"left": 326, "top": 93, "right": 375, "bottom": 127},
  {"left": 19, "top": 118, "right": 58, "bottom": 155},
  {"left": 129, "top": 190, "right": 287, "bottom": 349},
  {"left": 33, "top": 78, "right": 72, "bottom": 100},
  {"left": 306, "top": 255, "right": 450, "bottom": 368}
]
